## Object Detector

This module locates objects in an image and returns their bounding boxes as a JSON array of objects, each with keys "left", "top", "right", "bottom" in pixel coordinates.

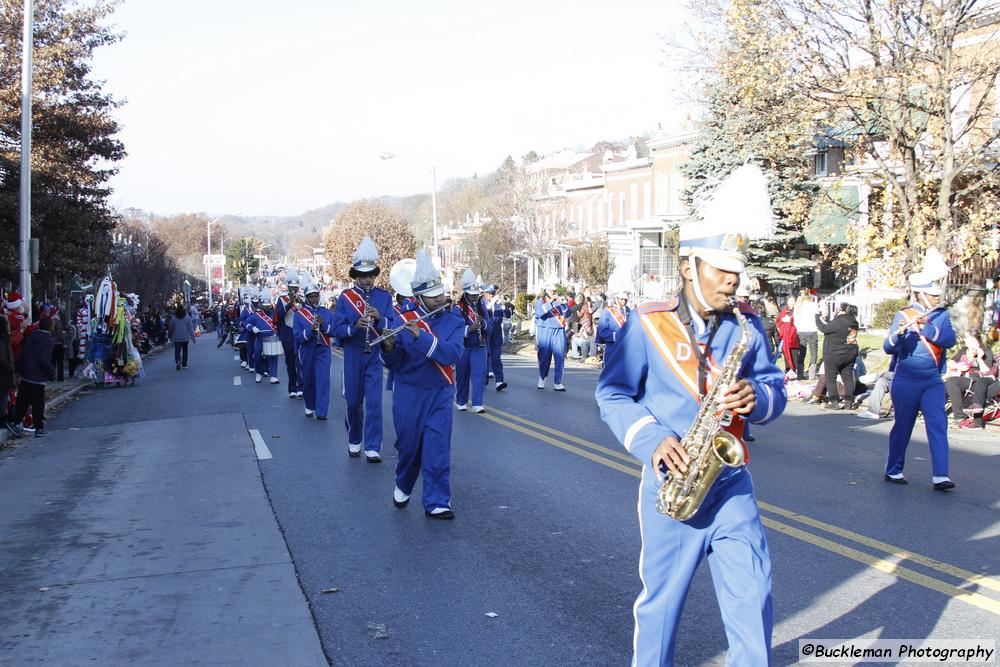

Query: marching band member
[
  {"left": 249, "top": 288, "right": 281, "bottom": 384},
  {"left": 235, "top": 288, "right": 251, "bottom": 369},
  {"left": 381, "top": 249, "right": 465, "bottom": 519},
  {"left": 482, "top": 283, "right": 507, "bottom": 392},
  {"left": 294, "top": 281, "right": 334, "bottom": 420},
  {"left": 597, "top": 291, "right": 631, "bottom": 363},
  {"left": 332, "top": 236, "right": 393, "bottom": 462},
  {"left": 534, "top": 284, "right": 570, "bottom": 391},
  {"left": 884, "top": 248, "right": 957, "bottom": 490},
  {"left": 243, "top": 287, "right": 260, "bottom": 373},
  {"left": 386, "top": 259, "right": 417, "bottom": 393},
  {"left": 453, "top": 269, "right": 490, "bottom": 413},
  {"left": 595, "top": 165, "right": 785, "bottom": 666},
  {"left": 275, "top": 268, "right": 304, "bottom": 398}
]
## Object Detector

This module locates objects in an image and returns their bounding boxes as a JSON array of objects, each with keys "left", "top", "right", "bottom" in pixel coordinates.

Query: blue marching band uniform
[
  {"left": 332, "top": 284, "right": 392, "bottom": 459},
  {"left": 293, "top": 287, "right": 334, "bottom": 420},
  {"left": 383, "top": 248, "right": 466, "bottom": 519},
  {"left": 385, "top": 296, "right": 416, "bottom": 392},
  {"left": 247, "top": 301, "right": 280, "bottom": 383},
  {"left": 597, "top": 164, "right": 786, "bottom": 666},
  {"left": 883, "top": 248, "right": 957, "bottom": 490},
  {"left": 597, "top": 296, "right": 630, "bottom": 362},
  {"left": 483, "top": 286, "right": 507, "bottom": 391},
  {"left": 453, "top": 271, "right": 491, "bottom": 412},
  {"left": 274, "top": 289, "right": 303, "bottom": 398},
  {"left": 535, "top": 289, "right": 570, "bottom": 390},
  {"left": 331, "top": 237, "right": 393, "bottom": 461}
]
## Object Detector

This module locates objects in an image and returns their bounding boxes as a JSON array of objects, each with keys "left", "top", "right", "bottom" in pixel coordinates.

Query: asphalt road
[{"left": 8, "top": 335, "right": 999, "bottom": 666}]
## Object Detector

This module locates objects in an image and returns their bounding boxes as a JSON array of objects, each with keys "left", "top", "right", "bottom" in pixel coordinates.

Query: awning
[{"left": 805, "top": 185, "right": 861, "bottom": 245}]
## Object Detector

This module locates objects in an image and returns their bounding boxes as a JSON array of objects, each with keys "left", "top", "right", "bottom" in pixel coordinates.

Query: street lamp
[
  {"left": 18, "top": 0, "right": 34, "bottom": 309},
  {"left": 379, "top": 152, "right": 438, "bottom": 260}
]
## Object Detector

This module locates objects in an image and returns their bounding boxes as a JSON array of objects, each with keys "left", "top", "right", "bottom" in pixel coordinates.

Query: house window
[{"left": 814, "top": 151, "right": 828, "bottom": 177}]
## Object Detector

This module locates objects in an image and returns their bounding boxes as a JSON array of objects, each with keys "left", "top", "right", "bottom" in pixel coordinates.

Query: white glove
[{"left": 252, "top": 326, "right": 261, "bottom": 334}]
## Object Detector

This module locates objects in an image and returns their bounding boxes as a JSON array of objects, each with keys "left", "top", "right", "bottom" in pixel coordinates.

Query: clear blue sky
[{"left": 91, "top": 0, "right": 691, "bottom": 216}]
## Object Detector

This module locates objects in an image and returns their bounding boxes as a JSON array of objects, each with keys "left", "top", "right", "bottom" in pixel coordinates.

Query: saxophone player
[
  {"left": 331, "top": 236, "right": 392, "bottom": 462},
  {"left": 595, "top": 165, "right": 786, "bottom": 666},
  {"left": 452, "top": 269, "right": 490, "bottom": 413}
]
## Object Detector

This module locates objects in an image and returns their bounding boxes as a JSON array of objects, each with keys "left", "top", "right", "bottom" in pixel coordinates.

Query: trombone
[{"left": 369, "top": 302, "right": 450, "bottom": 345}]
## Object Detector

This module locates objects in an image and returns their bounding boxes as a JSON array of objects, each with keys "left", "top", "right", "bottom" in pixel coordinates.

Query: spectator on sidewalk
[
  {"left": 501, "top": 295, "right": 514, "bottom": 345},
  {"left": 857, "top": 369, "right": 894, "bottom": 419},
  {"left": 0, "top": 316, "right": 15, "bottom": 422},
  {"left": 47, "top": 304, "right": 66, "bottom": 382},
  {"left": 7, "top": 317, "right": 55, "bottom": 438},
  {"left": 168, "top": 304, "right": 196, "bottom": 370},
  {"left": 775, "top": 295, "right": 799, "bottom": 374},
  {"left": 945, "top": 329, "right": 995, "bottom": 429},
  {"left": 817, "top": 302, "right": 860, "bottom": 409},
  {"left": 794, "top": 289, "right": 819, "bottom": 380}
]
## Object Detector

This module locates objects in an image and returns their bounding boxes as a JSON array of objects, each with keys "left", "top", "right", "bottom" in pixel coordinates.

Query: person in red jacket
[{"left": 775, "top": 295, "right": 799, "bottom": 373}]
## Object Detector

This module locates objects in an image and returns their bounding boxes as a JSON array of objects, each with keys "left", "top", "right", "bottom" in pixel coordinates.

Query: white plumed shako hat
[
  {"left": 908, "top": 247, "right": 949, "bottom": 296},
  {"left": 680, "top": 164, "right": 775, "bottom": 274},
  {"left": 460, "top": 269, "right": 480, "bottom": 295},
  {"left": 411, "top": 249, "right": 445, "bottom": 297},
  {"left": 352, "top": 236, "right": 379, "bottom": 272},
  {"left": 286, "top": 267, "right": 300, "bottom": 288}
]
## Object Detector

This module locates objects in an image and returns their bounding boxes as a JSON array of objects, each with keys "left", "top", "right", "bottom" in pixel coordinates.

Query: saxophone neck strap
[{"left": 677, "top": 291, "right": 721, "bottom": 399}]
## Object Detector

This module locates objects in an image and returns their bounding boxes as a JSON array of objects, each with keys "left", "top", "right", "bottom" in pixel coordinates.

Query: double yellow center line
[{"left": 479, "top": 406, "right": 1000, "bottom": 617}]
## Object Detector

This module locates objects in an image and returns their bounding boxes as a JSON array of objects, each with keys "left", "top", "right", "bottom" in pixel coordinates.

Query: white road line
[
  {"left": 233, "top": 376, "right": 241, "bottom": 386},
  {"left": 249, "top": 429, "right": 272, "bottom": 460},
  {"left": 233, "top": 355, "right": 240, "bottom": 361}
]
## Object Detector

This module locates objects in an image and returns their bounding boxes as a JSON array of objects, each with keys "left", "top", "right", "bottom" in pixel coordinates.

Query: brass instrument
[
  {"left": 369, "top": 302, "right": 450, "bottom": 345},
  {"left": 312, "top": 311, "right": 324, "bottom": 333},
  {"left": 656, "top": 298, "right": 751, "bottom": 522}
]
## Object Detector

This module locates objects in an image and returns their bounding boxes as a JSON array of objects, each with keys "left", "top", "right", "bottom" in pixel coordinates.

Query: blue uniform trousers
[
  {"left": 299, "top": 344, "right": 331, "bottom": 418},
  {"left": 536, "top": 327, "right": 566, "bottom": 383},
  {"left": 392, "top": 383, "right": 454, "bottom": 511},
  {"left": 246, "top": 331, "right": 257, "bottom": 368},
  {"left": 456, "top": 345, "right": 487, "bottom": 406},
  {"left": 342, "top": 349, "right": 383, "bottom": 450},
  {"left": 633, "top": 468, "right": 772, "bottom": 667},
  {"left": 254, "top": 338, "right": 279, "bottom": 378},
  {"left": 488, "top": 333, "right": 504, "bottom": 382},
  {"left": 280, "top": 330, "right": 301, "bottom": 392},
  {"left": 887, "top": 375, "right": 949, "bottom": 477}
]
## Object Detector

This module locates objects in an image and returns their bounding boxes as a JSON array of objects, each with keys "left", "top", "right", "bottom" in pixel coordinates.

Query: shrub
[{"left": 872, "top": 297, "right": 909, "bottom": 328}]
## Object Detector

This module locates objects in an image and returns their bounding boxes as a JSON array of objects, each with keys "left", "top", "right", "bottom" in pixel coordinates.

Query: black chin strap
[{"left": 677, "top": 290, "right": 720, "bottom": 399}]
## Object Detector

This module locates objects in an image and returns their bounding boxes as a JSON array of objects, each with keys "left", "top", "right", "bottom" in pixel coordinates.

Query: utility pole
[{"left": 19, "top": 0, "right": 34, "bottom": 307}]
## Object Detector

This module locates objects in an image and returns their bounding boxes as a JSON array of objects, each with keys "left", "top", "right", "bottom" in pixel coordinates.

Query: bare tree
[
  {"left": 109, "top": 220, "right": 185, "bottom": 307},
  {"left": 765, "top": 0, "right": 1000, "bottom": 283}
]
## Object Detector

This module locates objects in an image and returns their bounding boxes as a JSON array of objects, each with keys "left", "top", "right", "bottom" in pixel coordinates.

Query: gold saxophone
[{"left": 656, "top": 298, "right": 751, "bottom": 521}]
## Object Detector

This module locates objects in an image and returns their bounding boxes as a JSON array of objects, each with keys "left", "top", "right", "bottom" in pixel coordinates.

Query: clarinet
[
  {"left": 477, "top": 296, "right": 486, "bottom": 347},
  {"left": 362, "top": 287, "right": 373, "bottom": 354}
]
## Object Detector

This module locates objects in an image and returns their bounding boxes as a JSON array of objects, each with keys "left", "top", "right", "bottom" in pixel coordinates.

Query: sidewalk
[{"left": 0, "top": 353, "right": 326, "bottom": 664}]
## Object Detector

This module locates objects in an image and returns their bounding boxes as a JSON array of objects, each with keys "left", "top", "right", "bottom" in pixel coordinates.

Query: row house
[{"left": 523, "top": 129, "right": 698, "bottom": 301}]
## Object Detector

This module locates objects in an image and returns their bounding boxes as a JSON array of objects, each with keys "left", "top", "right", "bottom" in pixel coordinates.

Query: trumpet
[
  {"left": 312, "top": 312, "right": 324, "bottom": 332},
  {"left": 369, "top": 303, "right": 450, "bottom": 345}
]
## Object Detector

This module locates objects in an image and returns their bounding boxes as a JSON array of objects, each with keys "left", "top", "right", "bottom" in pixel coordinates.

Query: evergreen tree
[
  {"left": 0, "top": 0, "right": 125, "bottom": 284},
  {"left": 680, "top": 0, "right": 818, "bottom": 288}
]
